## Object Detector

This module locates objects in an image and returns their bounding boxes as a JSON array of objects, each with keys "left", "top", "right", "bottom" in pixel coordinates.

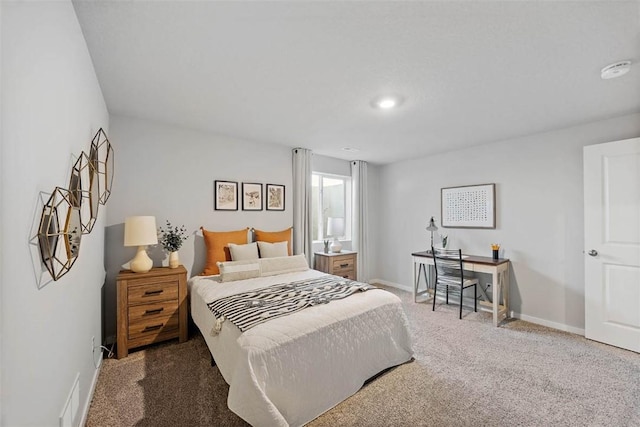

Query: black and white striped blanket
[{"left": 207, "top": 276, "right": 376, "bottom": 334}]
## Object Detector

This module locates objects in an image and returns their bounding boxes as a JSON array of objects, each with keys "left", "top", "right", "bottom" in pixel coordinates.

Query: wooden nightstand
[
  {"left": 314, "top": 251, "right": 357, "bottom": 280},
  {"left": 116, "top": 266, "right": 188, "bottom": 359}
]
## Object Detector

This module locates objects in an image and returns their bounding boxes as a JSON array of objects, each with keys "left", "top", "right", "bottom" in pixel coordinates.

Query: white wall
[
  {"left": 0, "top": 1, "right": 4, "bottom": 421},
  {"left": 103, "top": 115, "right": 294, "bottom": 341},
  {"left": 1, "top": 1, "right": 108, "bottom": 425},
  {"left": 313, "top": 153, "right": 351, "bottom": 177},
  {"left": 374, "top": 113, "right": 640, "bottom": 331}
]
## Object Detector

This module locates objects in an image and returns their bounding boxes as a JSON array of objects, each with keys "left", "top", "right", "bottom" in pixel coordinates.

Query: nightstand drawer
[
  {"left": 314, "top": 251, "right": 358, "bottom": 281},
  {"left": 128, "top": 300, "right": 179, "bottom": 324},
  {"left": 332, "top": 257, "right": 355, "bottom": 270},
  {"left": 128, "top": 312, "right": 179, "bottom": 341},
  {"left": 128, "top": 279, "right": 178, "bottom": 305},
  {"left": 334, "top": 268, "right": 356, "bottom": 280}
]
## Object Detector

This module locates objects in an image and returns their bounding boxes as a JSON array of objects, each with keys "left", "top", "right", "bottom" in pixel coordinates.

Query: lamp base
[
  {"left": 130, "top": 246, "right": 153, "bottom": 273},
  {"left": 329, "top": 239, "right": 342, "bottom": 253}
]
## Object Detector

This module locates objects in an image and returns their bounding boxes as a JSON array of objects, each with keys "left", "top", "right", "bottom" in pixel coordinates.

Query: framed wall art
[
  {"left": 441, "top": 183, "right": 495, "bottom": 229},
  {"left": 266, "top": 184, "right": 285, "bottom": 211},
  {"left": 214, "top": 180, "right": 238, "bottom": 211},
  {"left": 242, "top": 182, "right": 263, "bottom": 211}
]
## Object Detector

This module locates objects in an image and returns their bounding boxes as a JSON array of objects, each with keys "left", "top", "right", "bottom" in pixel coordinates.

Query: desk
[{"left": 412, "top": 251, "right": 510, "bottom": 327}]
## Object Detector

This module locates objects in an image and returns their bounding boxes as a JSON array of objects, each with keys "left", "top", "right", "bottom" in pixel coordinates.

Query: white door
[{"left": 584, "top": 137, "right": 640, "bottom": 353}]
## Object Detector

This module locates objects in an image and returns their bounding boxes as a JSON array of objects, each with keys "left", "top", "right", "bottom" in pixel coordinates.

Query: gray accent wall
[
  {"left": 103, "top": 115, "right": 294, "bottom": 342},
  {"left": 1, "top": 1, "right": 108, "bottom": 424},
  {"left": 372, "top": 112, "right": 640, "bottom": 331}
]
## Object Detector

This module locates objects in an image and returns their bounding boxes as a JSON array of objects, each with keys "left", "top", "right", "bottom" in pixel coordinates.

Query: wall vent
[{"left": 59, "top": 373, "right": 80, "bottom": 427}]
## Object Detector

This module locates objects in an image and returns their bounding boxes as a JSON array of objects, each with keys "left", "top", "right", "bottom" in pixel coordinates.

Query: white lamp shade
[
  {"left": 124, "top": 216, "right": 158, "bottom": 247},
  {"left": 326, "top": 217, "right": 345, "bottom": 238}
]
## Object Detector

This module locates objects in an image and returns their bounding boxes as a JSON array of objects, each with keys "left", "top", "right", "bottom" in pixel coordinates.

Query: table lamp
[
  {"left": 124, "top": 216, "right": 158, "bottom": 273},
  {"left": 426, "top": 216, "right": 438, "bottom": 251},
  {"left": 326, "top": 217, "right": 345, "bottom": 253}
]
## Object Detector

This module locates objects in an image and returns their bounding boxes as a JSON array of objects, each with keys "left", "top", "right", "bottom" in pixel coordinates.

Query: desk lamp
[
  {"left": 124, "top": 216, "right": 158, "bottom": 273},
  {"left": 426, "top": 216, "right": 438, "bottom": 251}
]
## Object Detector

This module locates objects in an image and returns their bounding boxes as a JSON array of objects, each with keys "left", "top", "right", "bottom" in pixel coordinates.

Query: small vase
[{"left": 169, "top": 251, "right": 180, "bottom": 269}]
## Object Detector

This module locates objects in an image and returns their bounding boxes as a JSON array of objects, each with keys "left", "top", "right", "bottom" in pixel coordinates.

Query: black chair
[{"left": 431, "top": 247, "right": 478, "bottom": 319}]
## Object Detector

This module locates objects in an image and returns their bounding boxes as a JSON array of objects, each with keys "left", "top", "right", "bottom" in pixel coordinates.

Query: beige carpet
[{"left": 86, "top": 287, "right": 640, "bottom": 426}]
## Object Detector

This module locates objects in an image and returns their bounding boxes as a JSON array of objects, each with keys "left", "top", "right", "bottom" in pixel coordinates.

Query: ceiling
[{"left": 73, "top": 1, "right": 640, "bottom": 165}]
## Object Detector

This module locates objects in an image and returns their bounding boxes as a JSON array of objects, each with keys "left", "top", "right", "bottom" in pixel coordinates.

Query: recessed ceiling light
[
  {"left": 372, "top": 95, "right": 403, "bottom": 110},
  {"left": 601, "top": 61, "right": 631, "bottom": 79},
  {"left": 342, "top": 147, "right": 360, "bottom": 153}
]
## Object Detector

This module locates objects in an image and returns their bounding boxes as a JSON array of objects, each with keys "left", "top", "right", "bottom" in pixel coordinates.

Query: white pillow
[
  {"left": 259, "top": 255, "right": 309, "bottom": 277},
  {"left": 217, "top": 259, "right": 261, "bottom": 282},
  {"left": 228, "top": 242, "right": 259, "bottom": 261},
  {"left": 257, "top": 241, "right": 288, "bottom": 258}
]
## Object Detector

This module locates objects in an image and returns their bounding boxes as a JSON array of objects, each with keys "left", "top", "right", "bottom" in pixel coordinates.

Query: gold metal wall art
[
  {"left": 35, "top": 127, "right": 114, "bottom": 282},
  {"left": 38, "top": 187, "right": 82, "bottom": 281},
  {"left": 69, "top": 152, "right": 100, "bottom": 234},
  {"left": 90, "top": 128, "right": 114, "bottom": 205}
]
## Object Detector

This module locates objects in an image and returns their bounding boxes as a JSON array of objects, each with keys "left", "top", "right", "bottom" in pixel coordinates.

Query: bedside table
[
  {"left": 116, "top": 266, "right": 188, "bottom": 359},
  {"left": 314, "top": 251, "right": 357, "bottom": 280}
]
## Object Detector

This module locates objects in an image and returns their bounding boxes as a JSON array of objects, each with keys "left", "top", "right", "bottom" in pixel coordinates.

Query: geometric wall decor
[
  {"left": 90, "top": 128, "right": 114, "bottom": 205},
  {"left": 38, "top": 187, "right": 82, "bottom": 281},
  {"left": 36, "top": 127, "right": 114, "bottom": 281},
  {"left": 69, "top": 152, "right": 99, "bottom": 234}
]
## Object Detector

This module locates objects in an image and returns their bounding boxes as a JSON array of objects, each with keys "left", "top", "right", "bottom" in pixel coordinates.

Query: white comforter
[{"left": 189, "top": 269, "right": 413, "bottom": 427}]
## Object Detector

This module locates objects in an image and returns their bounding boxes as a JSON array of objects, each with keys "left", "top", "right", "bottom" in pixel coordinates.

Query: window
[{"left": 311, "top": 173, "right": 351, "bottom": 241}]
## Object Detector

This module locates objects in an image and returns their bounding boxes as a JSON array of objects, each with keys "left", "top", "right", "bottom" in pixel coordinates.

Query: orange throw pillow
[
  {"left": 200, "top": 227, "right": 249, "bottom": 275},
  {"left": 254, "top": 227, "right": 293, "bottom": 256}
]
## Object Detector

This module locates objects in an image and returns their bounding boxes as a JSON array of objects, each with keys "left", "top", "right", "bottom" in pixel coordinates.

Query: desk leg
[
  {"left": 502, "top": 267, "right": 510, "bottom": 320},
  {"left": 413, "top": 260, "right": 418, "bottom": 302},
  {"left": 492, "top": 271, "right": 500, "bottom": 327},
  {"left": 413, "top": 262, "right": 431, "bottom": 303}
]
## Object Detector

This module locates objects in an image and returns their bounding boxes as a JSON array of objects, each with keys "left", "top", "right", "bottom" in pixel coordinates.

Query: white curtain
[
  {"left": 351, "top": 160, "right": 369, "bottom": 282},
  {"left": 292, "top": 148, "right": 313, "bottom": 265}
]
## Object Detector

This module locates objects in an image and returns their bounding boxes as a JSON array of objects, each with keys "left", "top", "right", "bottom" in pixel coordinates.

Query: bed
[{"left": 189, "top": 250, "right": 413, "bottom": 426}]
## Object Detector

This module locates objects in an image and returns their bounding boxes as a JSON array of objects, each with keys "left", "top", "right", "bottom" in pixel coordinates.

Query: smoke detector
[{"left": 601, "top": 61, "right": 631, "bottom": 79}]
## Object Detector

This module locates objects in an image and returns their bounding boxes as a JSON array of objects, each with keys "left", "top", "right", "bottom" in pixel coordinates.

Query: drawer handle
[
  {"left": 142, "top": 324, "right": 163, "bottom": 332},
  {"left": 339, "top": 263, "right": 349, "bottom": 268},
  {"left": 144, "top": 308, "right": 164, "bottom": 315},
  {"left": 144, "top": 289, "right": 163, "bottom": 296}
]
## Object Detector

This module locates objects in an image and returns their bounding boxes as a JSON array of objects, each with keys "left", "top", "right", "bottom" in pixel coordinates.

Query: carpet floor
[{"left": 86, "top": 286, "right": 640, "bottom": 426}]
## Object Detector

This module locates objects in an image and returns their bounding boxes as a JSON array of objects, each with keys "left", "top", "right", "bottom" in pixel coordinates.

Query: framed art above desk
[
  {"left": 412, "top": 251, "right": 510, "bottom": 326},
  {"left": 441, "top": 183, "right": 495, "bottom": 228}
]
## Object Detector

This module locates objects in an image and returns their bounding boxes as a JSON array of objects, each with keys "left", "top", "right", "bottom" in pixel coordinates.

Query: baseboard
[
  {"left": 371, "top": 278, "right": 585, "bottom": 336},
  {"left": 510, "top": 311, "right": 585, "bottom": 336},
  {"left": 79, "top": 354, "right": 103, "bottom": 427},
  {"left": 369, "top": 278, "right": 412, "bottom": 293}
]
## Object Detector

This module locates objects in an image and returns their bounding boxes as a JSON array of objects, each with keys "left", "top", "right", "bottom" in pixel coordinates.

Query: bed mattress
[{"left": 189, "top": 269, "right": 413, "bottom": 427}]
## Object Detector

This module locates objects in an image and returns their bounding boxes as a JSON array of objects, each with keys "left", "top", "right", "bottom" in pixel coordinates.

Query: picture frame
[
  {"left": 242, "top": 182, "right": 263, "bottom": 211},
  {"left": 266, "top": 184, "right": 285, "bottom": 211},
  {"left": 441, "top": 183, "right": 495, "bottom": 229},
  {"left": 214, "top": 180, "right": 238, "bottom": 211}
]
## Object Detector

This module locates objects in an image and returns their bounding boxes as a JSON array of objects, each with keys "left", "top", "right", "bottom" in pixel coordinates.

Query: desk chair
[{"left": 431, "top": 247, "right": 478, "bottom": 319}]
